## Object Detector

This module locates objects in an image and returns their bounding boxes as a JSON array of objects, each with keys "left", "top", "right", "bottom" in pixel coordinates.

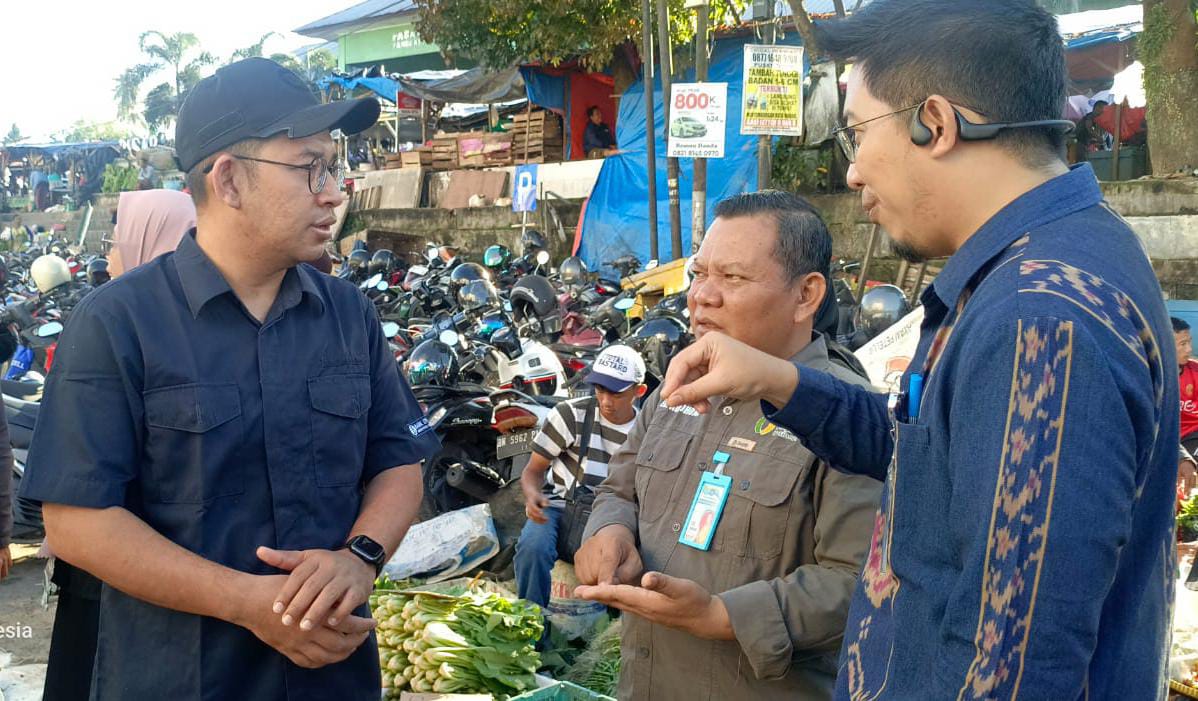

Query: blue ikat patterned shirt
[{"left": 768, "top": 164, "right": 1177, "bottom": 700}]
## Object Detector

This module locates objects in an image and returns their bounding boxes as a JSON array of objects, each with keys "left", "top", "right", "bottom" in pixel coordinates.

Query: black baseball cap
[{"left": 175, "top": 57, "right": 380, "bottom": 172}]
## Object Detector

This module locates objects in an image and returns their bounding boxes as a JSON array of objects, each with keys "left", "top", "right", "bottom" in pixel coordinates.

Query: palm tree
[
  {"left": 232, "top": 32, "right": 282, "bottom": 61},
  {"left": 112, "top": 31, "right": 216, "bottom": 128},
  {"left": 138, "top": 31, "right": 216, "bottom": 102}
]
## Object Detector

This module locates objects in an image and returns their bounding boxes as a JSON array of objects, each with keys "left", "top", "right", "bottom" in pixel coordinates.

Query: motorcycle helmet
[
  {"left": 630, "top": 316, "right": 692, "bottom": 379},
  {"left": 559, "top": 256, "right": 588, "bottom": 286},
  {"left": 520, "top": 229, "right": 547, "bottom": 257},
  {"left": 346, "top": 249, "right": 370, "bottom": 272},
  {"left": 483, "top": 244, "right": 512, "bottom": 270},
  {"left": 368, "top": 249, "right": 396, "bottom": 277},
  {"left": 448, "top": 262, "right": 490, "bottom": 293},
  {"left": 854, "top": 284, "right": 911, "bottom": 342},
  {"left": 86, "top": 258, "right": 111, "bottom": 286},
  {"left": 457, "top": 279, "right": 499, "bottom": 312},
  {"left": 403, "top": 339, "right": 460, "bottom": 386},
  {"left": 31, "top": 254, "right": 72, "bottom": 293},
  {"left": 0, "top": 258, "right": 8, "bottom": 288},
  {"left": 509, "top": 274, "right": 562, "bottom": 337}
]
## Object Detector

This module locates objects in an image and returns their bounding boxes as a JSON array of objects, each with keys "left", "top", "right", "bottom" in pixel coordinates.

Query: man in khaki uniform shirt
[{"left": 575, "top": 191, "right": 881, "bottom": 700}]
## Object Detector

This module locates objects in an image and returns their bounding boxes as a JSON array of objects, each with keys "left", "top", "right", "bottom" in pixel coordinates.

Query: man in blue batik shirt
[
  {"left": 657, "top": 1, "right": 1177, "bottom": 699},
  {"left": 20, "top": 58, "right": 440, "bottom": 700}
]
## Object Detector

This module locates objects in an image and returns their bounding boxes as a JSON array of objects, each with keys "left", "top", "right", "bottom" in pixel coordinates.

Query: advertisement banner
[
  {"left": 741, "top": 44, "right": 805, "bottom": 136},
  {"left": 667, "top": 82, "right": 728, "bottom": 159}
]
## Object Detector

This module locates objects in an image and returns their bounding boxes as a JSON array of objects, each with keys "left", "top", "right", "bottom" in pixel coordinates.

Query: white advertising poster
[
  {"left": 741, "top": 44, "right": 805, "bottom": 136},
  {"left": 667, "top": 82, "right": 727, "bottom": 159},
  {"left": 854, "top": 305, "right": 926, "bottom": 392}
]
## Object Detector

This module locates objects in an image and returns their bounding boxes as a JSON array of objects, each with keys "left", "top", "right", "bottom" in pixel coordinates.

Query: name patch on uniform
[
  {"left": 408, "top": 418, "right": 432, "bottom": 436},
  {"left": 659, "top": 400, "right": 701, "bottom": 417},
  {"left": 727, "top": 437, "right": 756, "bottom": 452}
]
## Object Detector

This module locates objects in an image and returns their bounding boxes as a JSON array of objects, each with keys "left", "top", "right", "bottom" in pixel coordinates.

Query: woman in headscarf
[
  {"left": 107, "top": 189, "right": 196, "bottom": 277},
  {"left": 42, "top": 189, "right": 195, "bottom": 701}
]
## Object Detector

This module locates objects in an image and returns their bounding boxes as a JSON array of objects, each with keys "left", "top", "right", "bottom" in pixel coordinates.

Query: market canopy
[
  {"left": 2, "top": 141, "right": 121, "bottom": 159},
  {"left": 319, "top": 66, "right": 526, "bottom": 105}
]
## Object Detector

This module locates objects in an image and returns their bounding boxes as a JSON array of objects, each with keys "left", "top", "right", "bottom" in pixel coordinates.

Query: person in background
[
  {"left": 1176, "top": 318, "right": 1198, "bottom": 487},
  {"left": 583, "top": 106, "right": 618, "bottom": 158},
  {"left": 137, "top": 155, "right": 157, "bottom": 190},
  {"left": 515, "top": 345, "right": 645, "bottom": 609},
  {"left": 1094, "top": 99, "right": 1148, "bottom": 147},
  {"left": 0, "top": 410, "right": 11, "bottom": 581},
  {"left": 108, "top": 189, "right": 197, "bottom": 277}
]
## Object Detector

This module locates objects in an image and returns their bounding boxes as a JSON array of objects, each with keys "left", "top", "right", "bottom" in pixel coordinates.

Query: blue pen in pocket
[{"left": 908, "top": 373, "right": 924, "bottom": 420}]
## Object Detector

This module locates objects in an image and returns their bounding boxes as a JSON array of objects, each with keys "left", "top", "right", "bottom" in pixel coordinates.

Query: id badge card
[{"left": 679, "top": 452, "right": 733, "bottom": 551}]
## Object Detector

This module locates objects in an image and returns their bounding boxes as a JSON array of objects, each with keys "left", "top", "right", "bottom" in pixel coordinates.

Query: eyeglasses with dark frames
[{"left": 203, "top": 155, "right": 344, "bottom": 194}]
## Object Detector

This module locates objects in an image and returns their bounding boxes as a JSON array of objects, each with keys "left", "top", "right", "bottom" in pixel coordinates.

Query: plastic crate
[{"left": 509, "top": 681, "right": 615, "bottom": 701}]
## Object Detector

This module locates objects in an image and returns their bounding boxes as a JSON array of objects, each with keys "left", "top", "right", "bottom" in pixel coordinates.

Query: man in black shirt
[{"left": 584, "top": 106, "right": 618, "bottom": 158}]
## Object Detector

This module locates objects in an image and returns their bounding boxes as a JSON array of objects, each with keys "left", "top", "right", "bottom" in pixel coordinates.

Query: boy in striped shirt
[{"left": 515, "top": 345, "right": 646, "bottom": 607}]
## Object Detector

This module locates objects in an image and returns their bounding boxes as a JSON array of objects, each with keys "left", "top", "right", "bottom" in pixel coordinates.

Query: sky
[{"left": 0, "top": 0, "right": 348, "bottom": 142}]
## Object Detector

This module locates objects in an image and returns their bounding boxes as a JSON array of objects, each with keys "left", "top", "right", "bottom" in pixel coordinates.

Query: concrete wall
[
  {"left": 807, "top": 178, "right": 1198, "bottom": 297},
  {"left": 352, "top": 199, "right": 585, "bottom": 262}
]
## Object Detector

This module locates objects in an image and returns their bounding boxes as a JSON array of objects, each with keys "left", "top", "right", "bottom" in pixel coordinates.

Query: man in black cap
[{"left": 19, "top": 58, "right": 440, "bottom": 700}]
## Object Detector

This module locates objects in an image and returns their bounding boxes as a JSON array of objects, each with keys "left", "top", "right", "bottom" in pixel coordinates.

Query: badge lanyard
[{"left": 679, "top": 451, "right": 733, "bottom": 551}]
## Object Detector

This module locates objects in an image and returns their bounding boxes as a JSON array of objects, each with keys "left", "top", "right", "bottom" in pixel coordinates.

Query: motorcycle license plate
[{"left": 496, "top": 430, "right": 536, "bottom": 460}]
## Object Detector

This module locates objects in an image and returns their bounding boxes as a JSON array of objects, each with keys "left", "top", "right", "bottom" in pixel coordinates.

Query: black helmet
[
  {"left": 520, "top": 229, "right": 547, "bottom": 256},
  {"left": 448, "top": 262, "right": 490, "bottom": 292},
  {"left": 86, "top": 258, "right": 111, "bottom": 286},
  {"left": 559, "top": 256, "right": 588, "bottom": 286},
  {"left": 483, "top": 244, "right": 512, "bottom": 269},
  {"left": 509, "top": 274, "right": 559, "bottom": 319},
  {"left": 347, "top": 249, "right": 370, "bottom": 271},
  {"left": 368, "top": 249, "right": 396, "bottom": 276},
  {"left": 630, "top": 316, "right": 692, "bottom": 379},
  {"left": 457, "top": 279, "right": 499, "bottom": 312},
  {"left": 0, "top": 258, "right": 8, "bottom": 288},
  {"left": 854, "top": 284, "right": 911, "bottom": 341},
  {"left": 403, "top": 339, "right": 460, "bottom": 386}
]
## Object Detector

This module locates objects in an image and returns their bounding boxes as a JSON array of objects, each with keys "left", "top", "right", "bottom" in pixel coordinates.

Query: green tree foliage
[
  {"left": 53, "top": 120, "right": 132, "bottom": 143},
  {"left": 3, "top": 124, "right": 21, "bottom": 145},
  {"left": 414, "top": 0, "right": 747, "bottom": 72}
]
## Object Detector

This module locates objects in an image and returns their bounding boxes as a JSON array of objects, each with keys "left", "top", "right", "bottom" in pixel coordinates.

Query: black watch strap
[{"left": 344, "top": 535, "right": 386, "bottom": 576}]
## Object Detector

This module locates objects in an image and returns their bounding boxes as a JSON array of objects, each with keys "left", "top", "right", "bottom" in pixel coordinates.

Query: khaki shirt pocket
[
  {"left": 634, "top": 428, "right": 693, "bottom": 523},
  {"left": 721, "top": 457, "right": 807, "bottom": 558}
]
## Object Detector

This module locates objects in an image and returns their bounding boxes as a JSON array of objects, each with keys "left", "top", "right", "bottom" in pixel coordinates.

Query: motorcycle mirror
[
  {"left": 614, "top": 298, "right": 635, "bottom": 312},
  {"left": 376, "top": 280, "right": 390, "bottom": 292},
  {"left": 646, "top": 259, "right": 660, "bottom": 270},
  {"left": 536, "top": 250, "right": 550, "bottom": 266},
  {"left": 439, "top": 329, "right": 460, "bottom": 346},
  {"left": 425, "top": 244, "right": 439, "bottom": 263},
  {"left": 36, "top": 321, "right": 63, "bottom": 338},
  {"left": 381, "top": 321, "right": 401, "bottom": 338}
]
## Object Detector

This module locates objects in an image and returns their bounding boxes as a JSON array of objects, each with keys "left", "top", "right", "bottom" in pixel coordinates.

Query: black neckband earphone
[{"left": 910, "top": 103, "right": 1075, "bottom": 146}]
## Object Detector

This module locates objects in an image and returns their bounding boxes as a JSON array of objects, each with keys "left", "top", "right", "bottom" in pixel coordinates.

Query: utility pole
[
  {"left": 687, "top": 0, "right": 709, "bottom": 252},
  {"left": 656, "top": 0, "right": 683, "bottom": 260},
  {"left": 757, "top": 0, "right": 775, "bottom": 188},
  {"left": 641, "top": 0, "right": 660, "bottom": 260}
]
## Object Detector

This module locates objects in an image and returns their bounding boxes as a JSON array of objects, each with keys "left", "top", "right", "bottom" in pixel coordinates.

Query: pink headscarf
[{"left": 112, "top": 190, "right": 196, "bottom": 274}]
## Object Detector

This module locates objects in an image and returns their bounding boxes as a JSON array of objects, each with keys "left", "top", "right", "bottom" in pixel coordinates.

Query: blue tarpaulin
[
  {"left": 519, "top": 68, "right": 566, "bottom": 112},
  {"left": 317, "top": 75, "right": 401, "bottom": 103},
  {"left": 578, "top": 33, "right": 804, "bottom": 273}
]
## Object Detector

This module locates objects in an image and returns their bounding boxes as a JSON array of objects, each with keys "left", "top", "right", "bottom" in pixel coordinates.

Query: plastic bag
[{"left": 383, "top": 504, "right": 499, "bottom": 583}]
